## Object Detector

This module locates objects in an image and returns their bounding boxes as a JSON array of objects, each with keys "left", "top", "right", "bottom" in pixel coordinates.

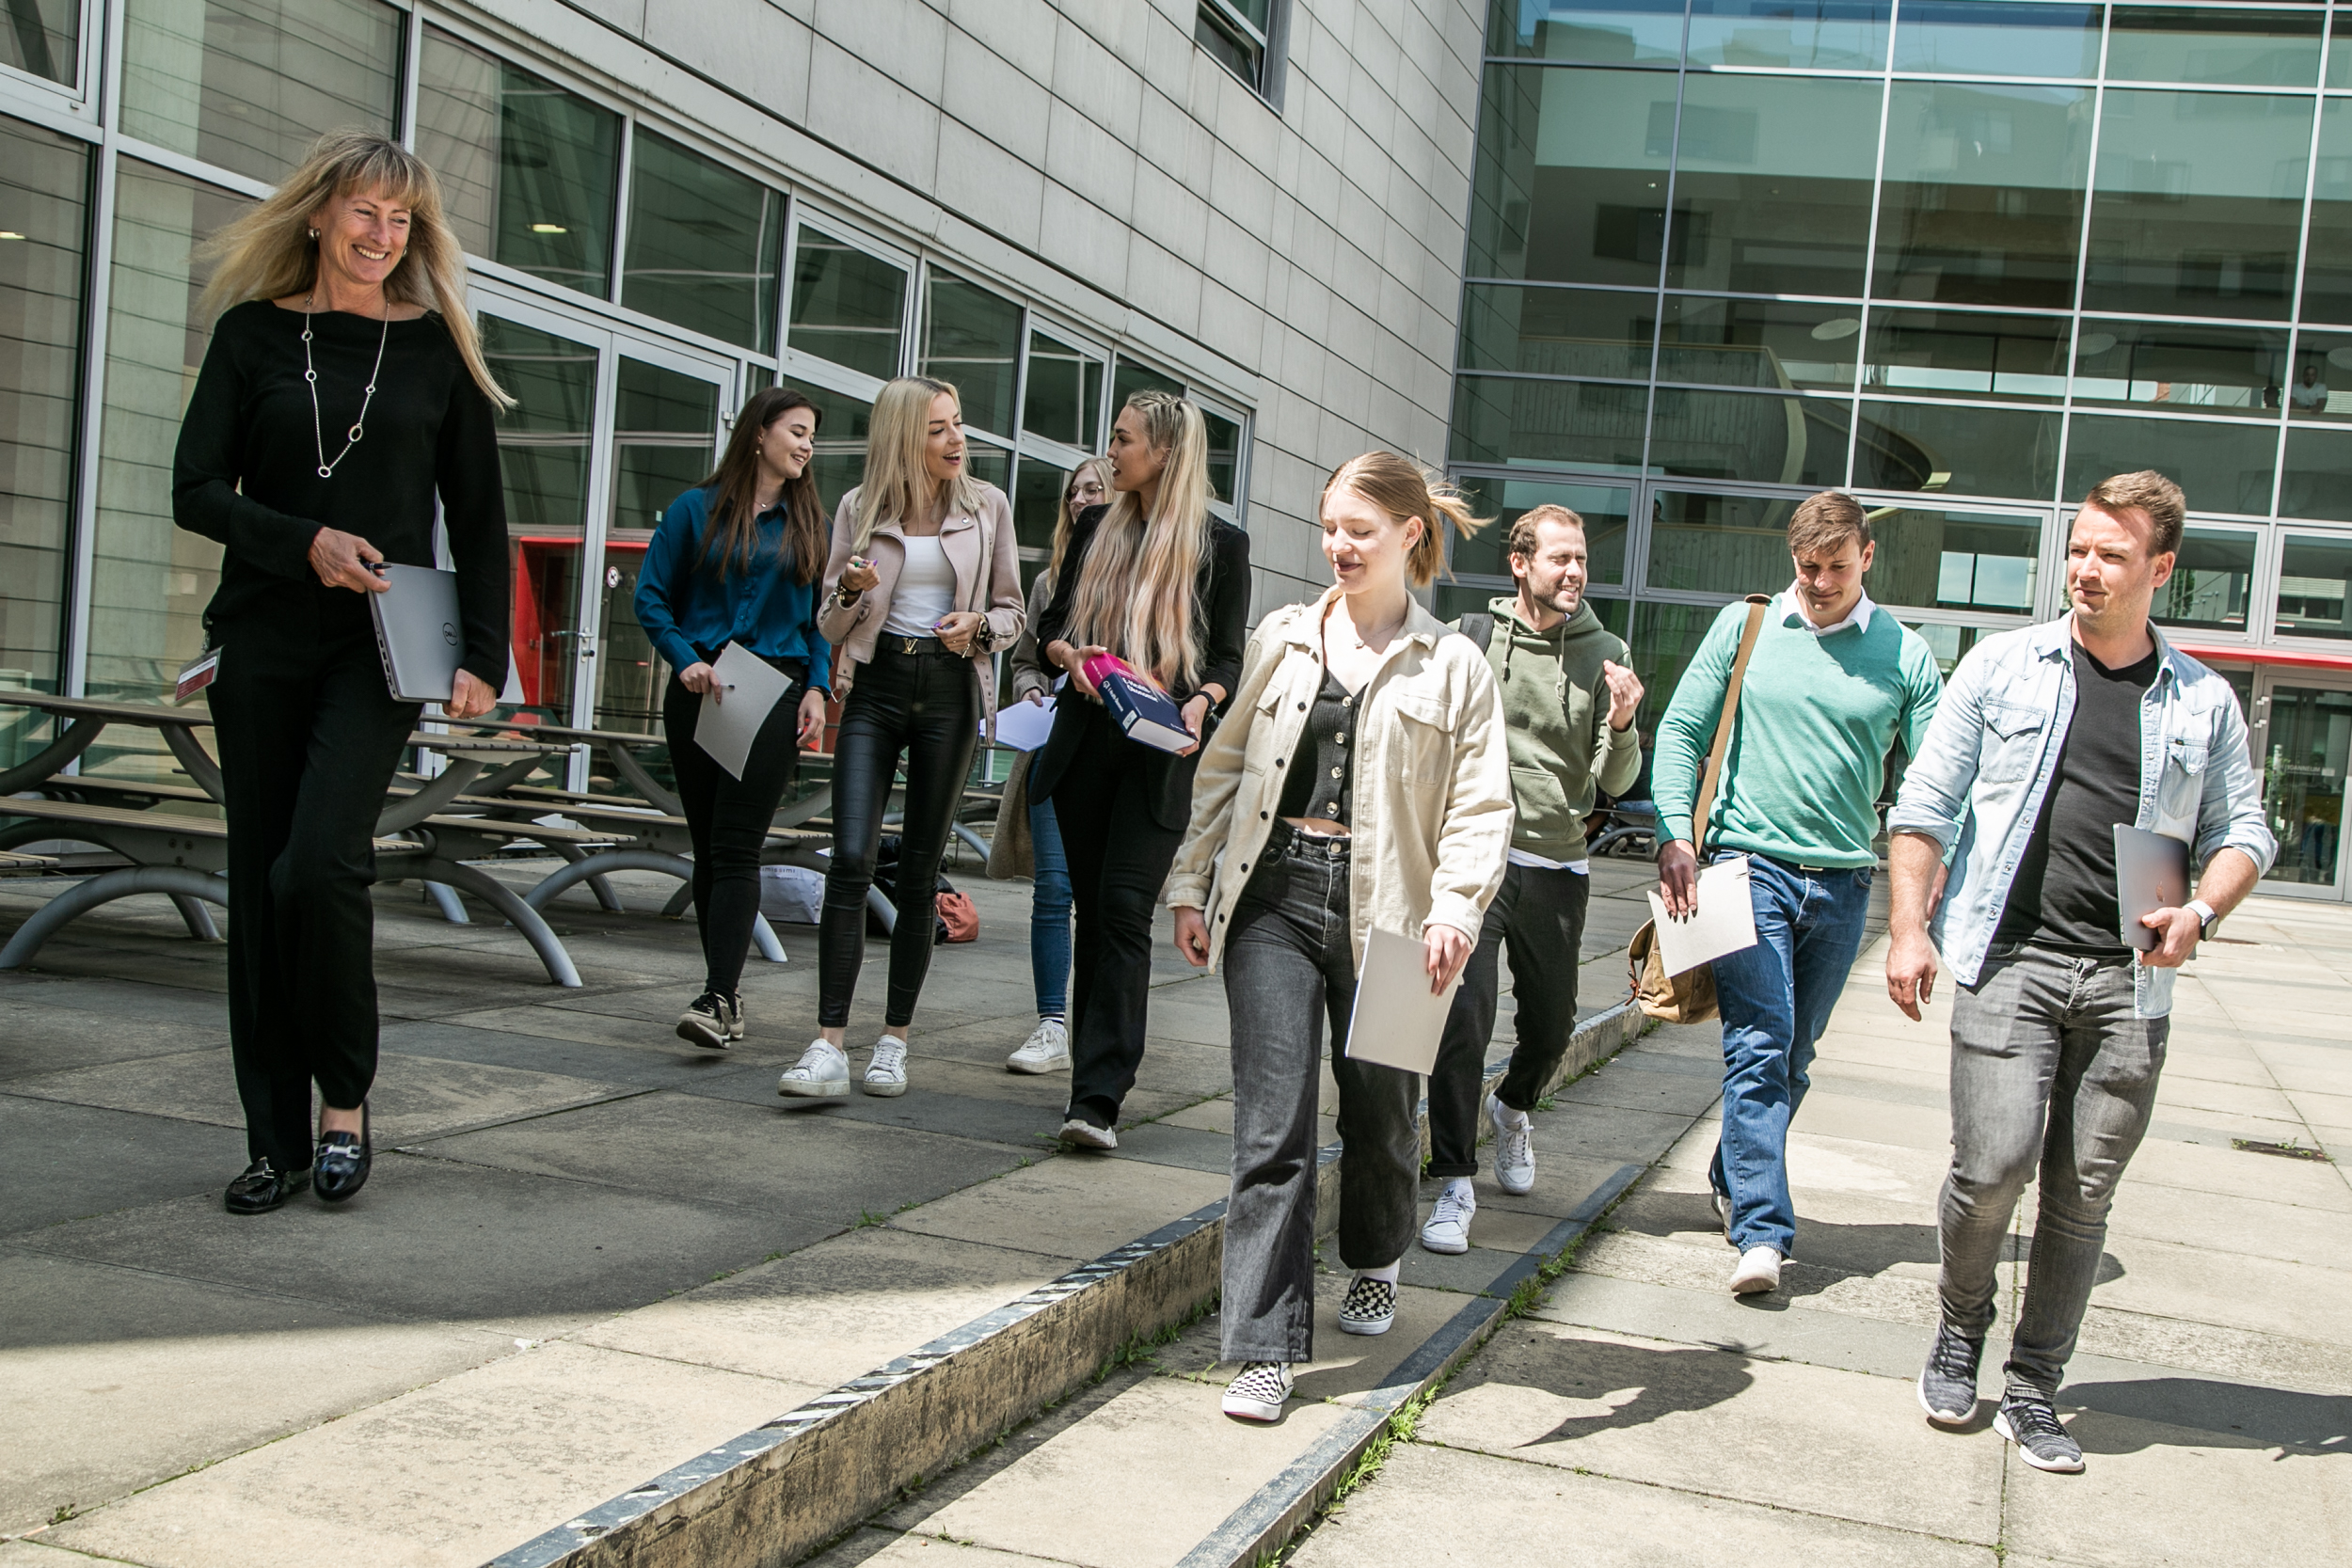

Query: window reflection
[
  {"left": 121, "top": 0, "right": 401, "bottom": 185},
  {"left": 2106, "top": 6, "right": 2321, "bottom": 89},
  {"left": 600, "top": 360, "right": 718, "bottom": 736},
  {"left": 1687, "top": 1, "right": 1887, "bottom": 71},
  {"left": 2064, "top": 413, "right": 2277, "bottom": 515},
  {"left": 623, "top": 131, "right": 784, "bottom": 352},
  {"left": 1664, "top": 72, "right": 1882, "bottom": 300},
  {"left": 1468, "top": 66, "right": 1673, "bottom": 287},
  {"left": 1450, "top": 476, "right": 1631, "bottom": 585},
  {"left": 480, "top": 316, "right": 596, "bottom": 725},
  {"left": 1647, "top": 489, "right": 1800, "bottom": 597},
  {"left": 2275, "top": 533, "right": 2352, "bottom": 640},
  {"left": 2296, "top": 103, "right": 2352, "bottom": 326},
  {"left": 2083, "top": 89, "right": 2312, "bottom": 322},
  {"left": 1022, "top": 331, "right": 1105, "bottom": 450},
  {"left": 1898, "top": 619, "right": 1990, "bottom": 678},
  {"left": 1452, "top": 374, "right": 1647, "bottom": 471},
  {"left": 1889, "top": 2, "right": 2102, "bottom": 80},
  {"left": 1874, "top": 82, "right": 2090, "bottom": 310},
  {"left": 1486, "top": 0, "right": 1685, "bottom": 64},
  {"left": 1202, "top": 406, "right": 1242, "bottom": 506},
  {"left": 1112, "top": 356, "right": 1184, "bottom": 409},
  {"left": 1868, "top": 506, "right": 2039, "bottom": 613},
  {"left": 1458, "top": 284, "right": 1655, "bottom": 381},
  {"left": 2281, "top": 425, "right": 2352, "bottom": 523},
  {"left": 416, "top": 29, "right": 619, "bottom": 300},
  {"left": 1853, "top": 400, "right": 2059, "bottom": 500},
  {"left": 2070, "top": 320, "right": 2288, "bottom": 412},
  {"left": 1659, "top": 295, "right": 1858, "bottom": 392},
  {"left": 800, "top": 384, "right": 873, "bottom": 515},
  {"left": 788, "top": 230, "right": 906, "bottom": 381},
  {"left": 1010, "top": 456, "right": 1072, "bottom": 591},
  {"left": 1862, "top": 309, "right": 2069, "bottom": 403},
  {"left": 0, "top": 0, "right": 77, "bottom": 87},
  {"left": 923, "top": 273, "right": 1022, "bottom": 437},
  {"left": 2152, "top": 526, "right": 2257, "bottom": 630},
  {"left": 1630, "top": 598, "right": 1735, "bottom": 729}
]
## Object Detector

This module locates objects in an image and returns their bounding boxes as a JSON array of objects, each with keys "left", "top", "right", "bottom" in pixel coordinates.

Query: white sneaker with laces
[
  {"left": 1007, "top": 1018, "right": 1070, "bottom": 1074},
  {"left": 1729, "top": 1244, "right": 1783, "bottom": 1295},
  {"left": 863, "top": 1035, "right": 910, "bottom": 1098},
  {"left": 1421, "top": 1181, "right": 1476, "bottom": 1254},
  {"left": 778, "top": 1040, "right": 850, "bottom": 1099},
  {"left": 1057, "top": 1117, "right": 1117, "bottom": 1150},
  {"left": 1487, "top": 1094, "right": 1534, "bottom": 1196},
  {"left": 1221, "top": 1361, "right": 1293, "bottom": 1422}
]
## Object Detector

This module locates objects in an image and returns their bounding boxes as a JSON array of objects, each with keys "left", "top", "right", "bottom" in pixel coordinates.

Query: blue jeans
[
  {"left": 1707, "top": 852, "right": 1875, "bottom": 1258},
  {"left": 1028, "top": 794, "right": 1072, "bottom": 1019}
]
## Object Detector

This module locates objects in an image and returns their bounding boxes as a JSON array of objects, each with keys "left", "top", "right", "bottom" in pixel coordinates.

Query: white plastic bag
[{"left": 758, "top": 864, "right": 824, "bottom": 925}]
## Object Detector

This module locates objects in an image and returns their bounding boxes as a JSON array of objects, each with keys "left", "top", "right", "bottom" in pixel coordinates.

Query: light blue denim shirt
[{"left": 1887, "top": 615, "right": 2275, "bottom": 1018}]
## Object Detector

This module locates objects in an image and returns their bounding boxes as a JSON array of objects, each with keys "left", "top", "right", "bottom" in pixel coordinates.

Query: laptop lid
[{"left": 369, "top": 564, "right": 464, "bottom": 704}]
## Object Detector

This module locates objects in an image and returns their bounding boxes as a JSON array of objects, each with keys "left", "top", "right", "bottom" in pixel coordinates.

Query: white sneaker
[
  {"left": 1729, "top": 1244, "right": 1783, "bottom": 1295},
  {"left": 1420, "top": 1181, "right": 1476, "bottom": 1255},
  {"left": 863, "top": 1035, "right": 910, "bottom": 1098},
  {"left": 1711, "top": 1189, "right": 1736, "bottom": 1247},
  {"left": 1007, "top": 1018, "right": 1070, "bottom": 1074},
  {"left": 778, "top": 1040, "right": 850, "bottom": 1099},
  {"left": 1057, "top": 1116, "right": 1117, "bottom": 1150},
  {"left": 1221, "top": 1361, "right": 1293, "bottom": 1422},
  {"left": 1487, "top": 1094, "right": 1534, "bottom": 1196}
]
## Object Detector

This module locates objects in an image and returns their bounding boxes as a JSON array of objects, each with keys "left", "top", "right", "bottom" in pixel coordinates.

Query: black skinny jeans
[
  {"left": 661, "top": 662, "right": 805, "bottom": 1000},
  {"left": 818, "top": 642, "right": 977, "bottom": 1028},
  {"left": 209, "top": 610, "right": 421, "bottom": 1172},
  {"left": 1047, "top": 705, "right": 1186, "bottom": 1128},
  {"left": 1427, "top": 863, "right": 1590, "bottom": 1179}
]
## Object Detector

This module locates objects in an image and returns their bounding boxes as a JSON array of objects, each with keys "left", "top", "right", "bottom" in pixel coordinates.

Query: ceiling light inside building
[
  {"left": 531, "top": 223, "right": 567, "bottom": 234},
  {"left": 0, "top": 231, "right": 23, "bottom": 240},
  {"left": 1810, "top": 318, "right": 1860, "bottom": 341},
  {"left": 2076, "top": 332, "right": 2117, "bottom": 357}
]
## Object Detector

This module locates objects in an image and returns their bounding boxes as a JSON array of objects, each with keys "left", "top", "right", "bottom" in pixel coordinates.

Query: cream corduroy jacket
[{"left": 1165, "top": 590, "right": 1515, "bottom": 973}]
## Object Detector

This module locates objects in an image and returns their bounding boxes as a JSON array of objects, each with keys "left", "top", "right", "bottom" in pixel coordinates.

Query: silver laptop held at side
[
  {"left": 2114, "top": 824, "right": 2190, "bottom": 953},
  {"left": 369, "top": 564, "right": 464, "bottom": 704}
]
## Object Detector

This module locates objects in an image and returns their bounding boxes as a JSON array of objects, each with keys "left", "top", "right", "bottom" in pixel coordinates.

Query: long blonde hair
[
  {"left": 1323, "top": 451, "right": 1486, "bottom": 589},
  {"left": 849, "top": 375, "right": 987, "bottom": 550},
  {"left": 199, "top": 129, "right": 509, "bottom": 407},
  {"left": 1067, "top": 391, "right": 1213, "bottom": 689},
  {"left": 1047, "top": 455, "right": 1114, "bottom": 583}
]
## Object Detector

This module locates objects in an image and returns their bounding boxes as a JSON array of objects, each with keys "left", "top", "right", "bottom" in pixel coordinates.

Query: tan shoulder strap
[{"left": 1690, "top": 594, "right": 1773, "bottom": 849}]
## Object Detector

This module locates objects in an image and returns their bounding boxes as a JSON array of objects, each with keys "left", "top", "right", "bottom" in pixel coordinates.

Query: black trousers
[
  {"left": 662, "top": 663, "right": 804, "bottom": 1000},
  {"left": 1049, "top": 706, "right": 1186, "bottom": 1127},
  {"left": 209, "top": 611, "right": 420, "bottom": 1171},
  {"left": 1427, "top": 862, "right": 1590, "bottom": 1179},
  {"left": 818, "top": 643, "right": 977, "bottom": 1028}
]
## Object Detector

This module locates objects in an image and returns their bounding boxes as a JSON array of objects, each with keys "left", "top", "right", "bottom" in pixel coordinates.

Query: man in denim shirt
[{"left": 1886, "top": 471, "right": 2274, "bottom": 1475}]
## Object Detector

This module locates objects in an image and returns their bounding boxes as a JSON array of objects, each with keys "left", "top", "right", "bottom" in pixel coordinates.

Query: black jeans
[
  {"left": 209, "top": 610, "right": 421, "bottom": 1171},
  {"left": 1427, "top": 863, "right": 1590, "bottom": 1179},
  {"left": 1046, "top": 705, "right": 1186, "bottom": 1128},
  {"left": 662, "top": 661, "right": 804, "bottom": 999},
  {"left": 818, "top": 641, "right": 977, "bottom": 1028},
  {"left": 1221, "top": 825, "right": 1422, "bottom": 1363}
]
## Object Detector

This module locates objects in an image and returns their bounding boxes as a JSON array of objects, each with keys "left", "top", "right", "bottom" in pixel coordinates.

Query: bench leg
[
  {"left": 661, "top": 880, "right": 694, "bottom": 919},
  {"left": 413, "top": 858, "right": 581, "bottom": 988},
  {"left": 752, "top": 913, "right": 787, "bottom": 964},
  {"left": 522, "top": 849, "right": 694, "bottom": 912},
  {"left": 549, "top": 843, "right": 627, "bottom": 912},
  {"left": 0, "top": 867, "right": 230, "bottom": 970},
  {"left": 424, "top": 881, "right": 470, "bottom": 925},
  {"left": 169, "top": 894, "right": 223, "bottom": 942}
]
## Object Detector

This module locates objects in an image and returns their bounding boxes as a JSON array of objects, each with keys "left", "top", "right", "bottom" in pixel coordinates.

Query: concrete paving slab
[
  {"left": 2124, "top": 1135, "right": 2352, "bottom": 1212},
  {"left": 1283, "top": 1437, "right": 1995, "bottom": 1567},
  {"left": 1156, "top": 1273, "right": 1468, "bottom": 1402},
  {"left": 574, "top": 1227, "right": 1076, "bottom": 1388},
  {"left": 0, "top": 990, "right": 230, "bottom": 1081},
  {"left": 1574, "top": 1227, "right": 1956, "bottom": 1329},
  {"left": 0, "top": 1098, "right": 247, "bottom": 1235},
  {"left": 802, "top": 1530, "right": 1056, "bottom": 1566},
  {"left": 1104, "top": 1119, "right": 1233, "bottom": 1174},
  {"left": 892, "top": 1155, "right": 1228, "bottom": 1262},
  {"left": 0, "top": 1541, "right": 144, "bottom": 1565},
  {"left": 1156, "top": 1097, "right": 1235, "bottom": 1134},
  {"left": 1471, "top": 1150, "right": 1636, "bottom": 1222},
  {"left": 46, "top": 1341, "right": 800, "bottom": 1568},
  {"left": 686, "top": 1076, "right": 1070, "bottom": 1149},
  {"left": 2084, "top": 1229, "right": 2352, "bottom": 1342},
  {"left": 1415, "top": 1319, "right": 2004, "bottom": 1543}
]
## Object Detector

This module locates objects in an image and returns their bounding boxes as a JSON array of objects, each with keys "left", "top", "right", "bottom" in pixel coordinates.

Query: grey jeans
[
  {"left": 1220, "top": 825, "right": 1422, "bottom": 1364},
  {"left": 1940, "top": 942, "right": 2169, "bottom": 1397}
]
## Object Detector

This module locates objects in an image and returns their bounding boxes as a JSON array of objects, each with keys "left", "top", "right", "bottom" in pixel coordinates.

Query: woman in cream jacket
[{"left": 1168, "top": 451, "right": 1513, "bottom": 1423}]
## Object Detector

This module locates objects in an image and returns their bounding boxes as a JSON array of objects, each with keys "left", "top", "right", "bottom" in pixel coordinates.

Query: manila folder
[{"left": 1343, "top": 926, "right": 1464, "bottom": 1076}]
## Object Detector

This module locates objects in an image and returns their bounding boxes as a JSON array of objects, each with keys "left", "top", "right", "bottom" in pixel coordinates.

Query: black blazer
[{"left": 1029, "top": 506, "right": 1252, "bottom": 831}]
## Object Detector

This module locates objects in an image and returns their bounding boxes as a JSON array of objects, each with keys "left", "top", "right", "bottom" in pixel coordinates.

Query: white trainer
[
  {"left": 1007, "top": 1018, "right": 1070, "bottom": 1074},
  {"left": 1057, "top": 1117, "right": 1117, "bottom": 1150},
  {"left": 1420, "top": 1181, "right": 1476, "bottom": 1255},
  {"left": 1487, "top": 1094, "right": 1534, "bottom": 1196},
  {"left": 1712, "top": 1189, "right": 1736, "bottom": 1246},
  {"left": 863, "top": 1035, "right": 910, "bottom": 1098},
  {"left": 1221, "top": 1361, "right": 1294, "bottom": 1422},
  {"left": 1729, "top": 1244, "right": 1783, "bottom": 1295},
  {"left": 778, "top": 1040, "right": 850, "bottom": 1099}
]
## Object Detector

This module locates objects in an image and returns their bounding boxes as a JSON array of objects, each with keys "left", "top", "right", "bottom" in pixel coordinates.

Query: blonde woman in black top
[{"left": 174, "top": 131, "right": 510, "bottom": 1214}]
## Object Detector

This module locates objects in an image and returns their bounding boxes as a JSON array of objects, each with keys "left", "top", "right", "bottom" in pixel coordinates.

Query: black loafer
[
  {"left": 314, "top": 1102, "right": 373, "bottom": 1204},
  {"left": 225, "top": 1157, "right": 310, "bottom": 1214}
]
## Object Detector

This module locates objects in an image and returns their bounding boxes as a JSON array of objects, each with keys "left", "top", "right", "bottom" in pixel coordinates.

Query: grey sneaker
[
  {"left": 1486, "top": 1094, "right": 1534, "bottom": 1195},
  {"left": 1221, "top": 1361, "right": 1293, "bottom": 1422},
  {"left": 675, "top": 991, "right": 737, "bottom": 1051},
  {"left": 862, "top": 1035, "right": 910, "bottom": 1098},
  {"left": 778, "top": 1040, "right": 851, "bottom": 1098},
  {"left": 1007, "top": 1018, "right": 1070, "bottom": 1074},
  {"left": 1420, "top": 1182, "right": 1475, "bottom": 1255},
  {"left": 1338, "top": 1274, "right": 1397, "bottom": 1337},
  {"left": 1994, "top": 1391, "right": 2084, "bottom": 1473},
  {"left": 1917, "top": 1323, "right": 1984, "bottom": 1427}
]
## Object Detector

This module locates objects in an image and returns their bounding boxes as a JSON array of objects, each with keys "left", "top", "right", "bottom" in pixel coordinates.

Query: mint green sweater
[{"left": 1653, "top": 596, "right": 1942, "bottom": 868}]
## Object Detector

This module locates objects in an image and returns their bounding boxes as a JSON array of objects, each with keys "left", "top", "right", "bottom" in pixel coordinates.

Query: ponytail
[{"left": 1321, "top": 451, "right": 1487, "bottom": 588}]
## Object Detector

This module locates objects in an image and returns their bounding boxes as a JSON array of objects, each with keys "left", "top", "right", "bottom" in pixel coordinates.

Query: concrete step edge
[{"left": 485, "top": 1001, "right": 1652, "bottom": 1568}]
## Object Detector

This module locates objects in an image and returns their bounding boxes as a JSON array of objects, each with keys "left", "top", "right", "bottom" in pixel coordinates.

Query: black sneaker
[
  {"left": 1994, "top": 1390, "right": 2085, "bottom": 1473},
  {"left": 676, "top": 991, "right": 736, "bottom": 1051},
  {"left": 224, "top": 1157, "right": 310, "bottom": 1215},
  {"left": 1916, "top": 1322, "right": 1984, "bottom": 1427},
  {"left": 1338, "top": 1274, "right": 1397, "bottom": 1337}
]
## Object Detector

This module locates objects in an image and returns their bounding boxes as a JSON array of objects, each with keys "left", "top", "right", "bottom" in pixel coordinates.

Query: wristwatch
[{"left": 2185, "top": 898, "right": 2219, "bottom": 941}]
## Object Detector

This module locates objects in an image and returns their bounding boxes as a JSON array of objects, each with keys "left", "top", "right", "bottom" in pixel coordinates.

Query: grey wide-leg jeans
[
  {"left": 1220, "top": 826, "right": 1422, "bottom": 1364},
  {"left": 1939, "top": 942, "right": 2169, "bottom": 1397}
]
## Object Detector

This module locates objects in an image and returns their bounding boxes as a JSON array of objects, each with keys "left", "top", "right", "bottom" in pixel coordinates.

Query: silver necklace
[{"left": 301, "top": 291, "right": 390, "bottom": 479}]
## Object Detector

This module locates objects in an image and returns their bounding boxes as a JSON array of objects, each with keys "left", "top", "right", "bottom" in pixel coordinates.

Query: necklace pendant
[
  {"left": 347, "top": 422, "right": 364, "bottom": 443},
  {"left": 317, "top": 465, "right": 333, "bottom": 478}
]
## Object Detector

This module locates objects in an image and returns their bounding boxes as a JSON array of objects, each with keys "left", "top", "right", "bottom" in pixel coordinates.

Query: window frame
[
  {"left": 779, "top": 206, "right": 917, "bottom": 391},
  {"left": 1196, "top": 0, "right": 1288, "bottom": 107},
  {"left": 0, "top": 0, "right": 101, "bottom": 116}
]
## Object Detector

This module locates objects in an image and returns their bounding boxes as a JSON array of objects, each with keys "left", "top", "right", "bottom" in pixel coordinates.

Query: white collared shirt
[{"left": 1783, "top": 582, "right": 1875, "bottom": 637}]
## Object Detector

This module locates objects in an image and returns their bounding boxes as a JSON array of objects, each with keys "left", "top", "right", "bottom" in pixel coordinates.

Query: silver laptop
[
  {"left": 369, "top": 564, "right": 464, "bottom": 704},
  {"left": 2114, "top": 824, "right": 2191, "bottom": 953}
]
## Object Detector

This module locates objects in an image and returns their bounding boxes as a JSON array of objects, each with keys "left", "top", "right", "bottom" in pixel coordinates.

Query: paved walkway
[{"left": 1289, "top": 896, "right": 2352, "bottom": 1568}]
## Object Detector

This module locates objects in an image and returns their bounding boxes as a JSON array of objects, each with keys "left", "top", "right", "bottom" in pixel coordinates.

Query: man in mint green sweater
[
  {"left": 1422, "top": 503, "right": 1644, "bottom": 1255},
  {"left": 1654, "top": 491, "right": 1942, "bottom": 1297}
]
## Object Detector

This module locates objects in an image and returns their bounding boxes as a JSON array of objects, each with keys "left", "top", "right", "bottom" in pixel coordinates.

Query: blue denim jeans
[
  {"left": 1707, "top": 851, "right": 1875, "bottom": 1258},
  {"left": 1027, "top": 794, "right": 1072, "bottom": 1019}
]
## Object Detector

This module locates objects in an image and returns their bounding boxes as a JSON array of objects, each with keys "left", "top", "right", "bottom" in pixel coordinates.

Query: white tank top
[{"left": 882, "top": 535, "right": 958, "bottom": 637}]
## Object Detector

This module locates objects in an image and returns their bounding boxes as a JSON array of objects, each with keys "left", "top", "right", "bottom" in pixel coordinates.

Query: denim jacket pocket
[
  {"left": 1978, "top": 701, "right": 2046, "bottom": 784},
  {"left": 2154, "top": 735, "right": 2209, "bottom": 836}
]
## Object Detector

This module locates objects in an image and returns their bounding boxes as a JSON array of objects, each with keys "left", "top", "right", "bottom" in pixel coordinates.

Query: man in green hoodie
[{"left": 1422, "top": 504, "right": 1644, "bottom": 1254}]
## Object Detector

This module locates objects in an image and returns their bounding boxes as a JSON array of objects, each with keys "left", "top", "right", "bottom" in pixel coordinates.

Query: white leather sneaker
[
  {"left": 1007, "top": 1018, "right": 1070, "bottom": 1074},
  {"left": 777, "top": 1040, "right": 850, "bottom": 1099},
  {"left": 1729, "top": 1244, "right": 1783, "bottom": 1295},
  {"left": 1487, "top": 1094, "right": 1535, "bottom": 1195},
  {"left": 863, "top": 1035, "right": 910, "bottom": 1098},
  {"left": 1420, "top": 1181, "right": 1476, "bottom": 1255}
]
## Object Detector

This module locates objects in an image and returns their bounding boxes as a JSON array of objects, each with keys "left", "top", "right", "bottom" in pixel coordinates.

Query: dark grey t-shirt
[{"left": 1994, "top": 641, "right": 2160, "bottom": 955}]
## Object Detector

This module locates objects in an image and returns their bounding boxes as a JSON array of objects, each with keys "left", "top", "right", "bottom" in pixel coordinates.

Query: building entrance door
[{"left": 2250, "top": 671, "right": 2352, "bottom": 900}]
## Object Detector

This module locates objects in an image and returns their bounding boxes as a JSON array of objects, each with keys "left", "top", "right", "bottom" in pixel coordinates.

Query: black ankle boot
[{"left": 314, "top": 1102, "right": 372, "bottom": 1203}]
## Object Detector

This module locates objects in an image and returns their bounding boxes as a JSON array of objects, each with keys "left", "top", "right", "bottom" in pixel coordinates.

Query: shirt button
[
  {"left": 1335, "top": 733, "right": 1346, "bottom": 745},
  {"left": 1331, "top": 767, "right": 1343, "bottom": 778},
  {"left": 1297, "top": 702, "right": 1306, "bottom": 711}
]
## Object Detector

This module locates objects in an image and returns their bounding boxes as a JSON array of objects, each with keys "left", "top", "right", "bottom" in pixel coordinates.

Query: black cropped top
[{"left": 1275, "top": 668, "right": 1359, "bottom": 827}]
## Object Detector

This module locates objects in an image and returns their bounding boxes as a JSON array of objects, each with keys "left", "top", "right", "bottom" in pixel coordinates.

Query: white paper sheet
[
  {"left": 1343, "top": 926, "right": 1466, "bottom": 1076},
  {"left": 1643, "top": 854, "right": 1759, "bottom": 976},
  {"left": 990, "top": 695, "right": 1057, "bottom": 752},
  {"left": 694, "top": 642, "right": 792, "bottom": 782}
]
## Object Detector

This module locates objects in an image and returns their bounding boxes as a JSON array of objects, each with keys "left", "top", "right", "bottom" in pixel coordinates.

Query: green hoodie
[{"left": 1451, "top": 595, "right": 1645, "bottom": 863}]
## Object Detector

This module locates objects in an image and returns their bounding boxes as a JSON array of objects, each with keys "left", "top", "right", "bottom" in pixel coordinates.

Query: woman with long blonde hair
[
  {"left": 996, "top": 456, "right": 1111, "bottom": 1075},
  {"left": 1031, "top": 391, "right": 1251, "bottom": 1148},
  {"left": 781, "top": 376, "right": 1024, "bottom": 1100},
  {"left": 1167, "top": 452, "right": 1510, "bottom": 1421},
  {"left": 174, "top": 129, "right": 510, "bottom": 1214}
]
